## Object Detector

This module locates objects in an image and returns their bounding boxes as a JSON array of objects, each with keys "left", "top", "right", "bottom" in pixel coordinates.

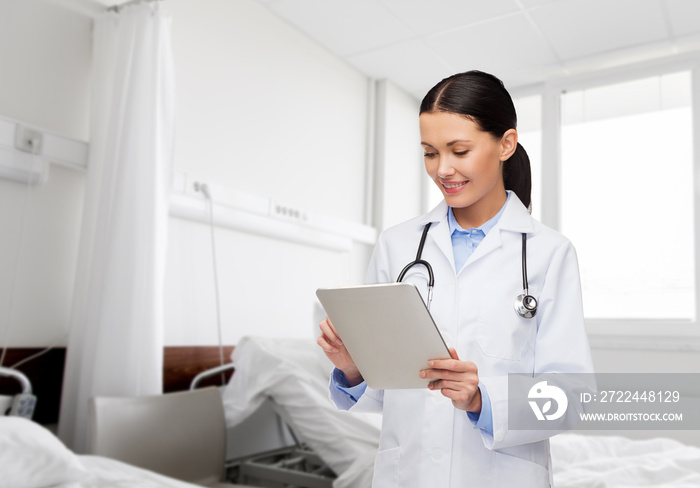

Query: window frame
[{"left": 512, "top": 53, "right": 700, "bottom": 341}]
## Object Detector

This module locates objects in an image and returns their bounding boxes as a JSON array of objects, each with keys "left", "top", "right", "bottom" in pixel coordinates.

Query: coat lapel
[
  {"left": 463, "top": 191, "right": 534, "bottom": 270},
  {"left": 464, "top": 225, "right": 503, "bottom": 268},
  {"left": 419, "top": 201, "right": 455, "bottom": 271}
]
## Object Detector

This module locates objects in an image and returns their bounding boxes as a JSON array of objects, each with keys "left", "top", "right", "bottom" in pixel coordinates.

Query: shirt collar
[
  {"left": 418, "top": 190, "right": 533, "bottom": 234},
  {"left": 447, "top": 192, "right": 510, "bottom": 236}
]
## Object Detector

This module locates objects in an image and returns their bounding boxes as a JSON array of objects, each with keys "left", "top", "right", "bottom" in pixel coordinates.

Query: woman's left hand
[{"left": 420, "top": 348, "right": 481, "bottom": 413}]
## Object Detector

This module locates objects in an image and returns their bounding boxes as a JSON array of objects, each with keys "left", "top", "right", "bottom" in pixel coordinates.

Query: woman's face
[{"left": 420, "top": 111, "right": 516, "bottom": 223}]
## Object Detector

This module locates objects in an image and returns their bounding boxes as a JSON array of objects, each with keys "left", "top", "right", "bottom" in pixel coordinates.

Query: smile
[{"left": 441, "top": 180, "right": 468, "bottom": 193}]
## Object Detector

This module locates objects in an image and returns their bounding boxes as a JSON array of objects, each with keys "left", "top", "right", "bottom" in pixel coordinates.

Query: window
[{"left": 559, "top": 71, "right": 695, "bottom": 320}]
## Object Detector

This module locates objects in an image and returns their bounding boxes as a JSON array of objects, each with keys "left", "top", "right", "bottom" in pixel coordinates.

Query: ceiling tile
[
  {"left": 378, "top": 0, "right": 520, "bottom": 36},
  {"left": 501, "top": 62, "right": 565, "bottom": 90},
  {"left": 346, "top": 39, "right": 454, "bottom": 98},
  {"left": 267, "top": 0, "right": 415, "bottom": 57},
  {"left": 422, "top": 13, "right": 559, "bottom": 78},
  {"left": 529, "top": 0, "right": 669, "bottom": 60},
  {"left": 665, "top": 0, "right": 700, "bottom": 37}
]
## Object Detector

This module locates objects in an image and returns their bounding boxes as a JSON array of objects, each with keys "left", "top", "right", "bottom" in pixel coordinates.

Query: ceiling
[
  {"left": 251, "top": 0, "right": 700, "bottom": 98},
  {"left": 56, "top": 0, "right": 700, "bottom": 99}
]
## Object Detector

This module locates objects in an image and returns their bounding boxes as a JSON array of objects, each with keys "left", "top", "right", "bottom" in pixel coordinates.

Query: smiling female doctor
[{"left": 318, "top": 71, "right": 594, "bottom": 487}]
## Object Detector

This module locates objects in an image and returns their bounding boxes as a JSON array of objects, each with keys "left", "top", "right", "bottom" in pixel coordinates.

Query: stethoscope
[{"left": 396, "top": 223, "right": 538, "bottom": 319}]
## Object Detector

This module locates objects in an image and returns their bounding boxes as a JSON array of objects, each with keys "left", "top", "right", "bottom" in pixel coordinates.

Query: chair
[{"left": 89, "top": 387, "right": 254, "bottom": 487}]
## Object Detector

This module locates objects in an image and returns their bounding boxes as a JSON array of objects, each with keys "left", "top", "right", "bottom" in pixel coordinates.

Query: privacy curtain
[{"left": 58, "top": 2, "right": 175, "bottom": 453}]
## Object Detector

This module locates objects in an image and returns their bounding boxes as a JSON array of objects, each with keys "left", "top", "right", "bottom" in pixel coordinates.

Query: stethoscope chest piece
[{"left": 514, "top": 294, "right": 538, "bottom": 319}]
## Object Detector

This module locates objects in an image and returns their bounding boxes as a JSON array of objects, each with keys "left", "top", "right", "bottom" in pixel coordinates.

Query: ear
[{"left": 499, "top": 129, "right": 518, "bottom": 161}]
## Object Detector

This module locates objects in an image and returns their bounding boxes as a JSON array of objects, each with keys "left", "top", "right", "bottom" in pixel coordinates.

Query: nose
[{"left": 436, "top": 155, "right": 454, "bottom": 179}]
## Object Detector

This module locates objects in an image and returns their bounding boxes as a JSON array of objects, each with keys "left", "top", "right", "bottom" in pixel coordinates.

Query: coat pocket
[
  {"left": 476, "top": 288, "right": 538, "bottom": 361},
  {"left": 492, "top": 451, "right": 550, "bottom": 487},
  {"left": 371, "top": 445, "right": 400, "bottom": 488}
]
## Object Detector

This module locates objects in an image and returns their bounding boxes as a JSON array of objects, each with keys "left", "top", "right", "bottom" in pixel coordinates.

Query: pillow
[{"left": 0, "top": 416, "right": 91, "bottom": 488}]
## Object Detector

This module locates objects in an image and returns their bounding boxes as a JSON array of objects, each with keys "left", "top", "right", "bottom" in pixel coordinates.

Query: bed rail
[
  {"left": 189, "top": 362, "right": 235, "bottom": 390},
  {"left": 0, "top": 366, "right": 36, "bottom": 418},
  {"left": 0, "top": 367, "right": 32, "bottom": 394}
]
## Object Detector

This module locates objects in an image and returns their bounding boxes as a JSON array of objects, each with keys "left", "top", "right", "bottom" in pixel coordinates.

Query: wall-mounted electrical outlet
[
  {"left": 193, "top": 181, "right": 211, "bottom": 198},
  {"left": 14, "top": 126, "right": 43, "bottom": 155},
  {"left": 270, "top": 200, "right": 310, "bottom": 224}
]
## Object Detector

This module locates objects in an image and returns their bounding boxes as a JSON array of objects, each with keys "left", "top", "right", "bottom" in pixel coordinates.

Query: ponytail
[{"left": 503, "top": 143, "right": 532, "bottom": 211}]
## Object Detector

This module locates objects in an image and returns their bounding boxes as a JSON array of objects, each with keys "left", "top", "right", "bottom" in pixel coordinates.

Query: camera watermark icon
[{"left": 528, "top": 381, "right": 569, "bottom": 421}]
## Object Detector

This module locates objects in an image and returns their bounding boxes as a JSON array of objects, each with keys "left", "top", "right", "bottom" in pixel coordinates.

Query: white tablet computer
[{"left": 315, "top": 282, "right": 451, "bottom": 390}]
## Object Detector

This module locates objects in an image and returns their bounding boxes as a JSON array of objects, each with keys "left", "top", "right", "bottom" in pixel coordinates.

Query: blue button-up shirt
[
  {"left": 448, "top": 194, "right": 508, "bottom": 274},
  {"left": 332, "top": 194, "right": 510, "bottom": 436}
]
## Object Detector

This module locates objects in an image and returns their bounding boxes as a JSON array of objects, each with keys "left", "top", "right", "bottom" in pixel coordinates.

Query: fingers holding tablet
[{"left": 317, "top": 317, "right": 362, "bottom": 385}]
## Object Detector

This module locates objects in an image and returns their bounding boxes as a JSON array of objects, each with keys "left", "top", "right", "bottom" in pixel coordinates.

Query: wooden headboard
[
  {"left": 162, "top": 346, "right": 235, "bottom": 392},
  {"left": 0, "top": 346, "right": 235, "bottom": 425}
]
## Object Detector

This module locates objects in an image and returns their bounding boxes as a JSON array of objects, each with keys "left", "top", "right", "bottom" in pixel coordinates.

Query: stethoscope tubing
[
  {"left": 397, "top": 223, "right": 434, "bottom": 310},
  {"left": 396, "top": 222, "right": 537, "bottom": 318}
]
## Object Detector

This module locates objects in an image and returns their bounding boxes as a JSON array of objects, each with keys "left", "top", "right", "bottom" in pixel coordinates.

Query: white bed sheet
[
  {"left": 0, "top": 416, "right": 206, "bottom": 488},
  {"left": 221, "top": 336, "right": 381, "bottom": 488},
  {"left": 551, "top": 433, "right": 700, "bottom": 488},
  {"left": 63, "top": 456, "right": 208, "bottom": 488}
]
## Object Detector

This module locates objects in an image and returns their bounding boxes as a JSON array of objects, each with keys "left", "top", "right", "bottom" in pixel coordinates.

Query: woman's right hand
[{"left": 317, "top": 317, "right": 363, "bottom": 386}]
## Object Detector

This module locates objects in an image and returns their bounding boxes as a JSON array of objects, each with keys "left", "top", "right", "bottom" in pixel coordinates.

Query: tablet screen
[{"left": 316, "top": 283, "right": 451, "bottom": 389}]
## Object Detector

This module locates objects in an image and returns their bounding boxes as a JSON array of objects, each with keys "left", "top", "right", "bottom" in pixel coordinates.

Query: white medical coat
[{"left": 329, "top": 192, "right": 594, "bottom": 488}]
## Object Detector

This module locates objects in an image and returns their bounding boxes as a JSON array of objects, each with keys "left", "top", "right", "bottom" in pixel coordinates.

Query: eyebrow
[{"left": 421, "top": 140, "right": 472, "bottom": 147}]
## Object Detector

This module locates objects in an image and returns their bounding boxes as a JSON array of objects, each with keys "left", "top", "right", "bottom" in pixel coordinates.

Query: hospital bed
[
  {"left": 0, "top": 349, "right": 335, "bottom": 488},
  {"left": 222, "top": 336, "right": 700, "bottom": 488},
  {"left": 0, "top": 368, "right": 241, "bottom": 488},
  {"left": 5, "top": 340, "right": 698, "bottom": 488},
  {"left": 221, "top": 336, "right": 380, "bottom": 488},
  {"left": 192, "top": 364, "right": 343, "bottom": 487}
]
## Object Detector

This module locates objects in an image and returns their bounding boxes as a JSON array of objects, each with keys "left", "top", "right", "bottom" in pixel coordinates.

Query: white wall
[
  {"left": 162, "top": 0, "right": 379, "bottom": 345},
  {"left": 0, "top": 0, "right": 91, "bottom": 347},
  {"left": 168, "top": 0, "right": 369, "bottom": 222},
  {"left": 0, "top": 0, "right": 428, "bottom": 348},
  {"left": 0, "top": 0, "right": 91, "bottom": 141},
  {"left": 373, "top": 79, "right": 423, "bottom": 231}
]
